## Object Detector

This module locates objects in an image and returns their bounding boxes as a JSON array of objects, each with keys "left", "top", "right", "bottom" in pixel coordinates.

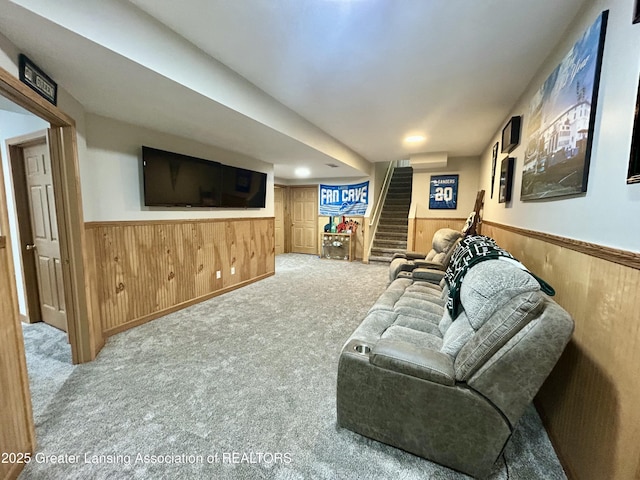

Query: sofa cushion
[
  {"left": 394, "top": 315, "right": 442, "bottom": 337},
  {"left": 454, "top": 290, "right": 544, "bottom": 381},
  {"left": 460, "top": 260, "right": 540, "bottom": 330},
  {"left": 381, "top": 325, "right": 443, "bottom": 350},
  {"left": 440, "top": 312, "right": 474, "bottom": 357},
  {"left": 438, "top": 310, "right": 453, "bottom": 336},
  {"left": 395, "top": 296, "right": 443, "bottom": 318}
]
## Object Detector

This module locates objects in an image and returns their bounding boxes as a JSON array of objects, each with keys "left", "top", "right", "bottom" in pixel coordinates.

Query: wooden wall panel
[
  {"left": 0, "top": 148, "right": 34, "bottom": 479},
  {"left": 483, "top": 223, "right": 640, "bottom": 480},
  {"left": 86, "top": 218, "right": 274, "bottom": 337},
  {"left": 413, "top": 217, "right": 466, "bottom": 253},
  {"left": 83, "top": 227, "right": 104, "bottom": 355}
]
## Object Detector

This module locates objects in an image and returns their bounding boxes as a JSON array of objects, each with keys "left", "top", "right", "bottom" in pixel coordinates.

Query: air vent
[{"left": 325, "top": 163, "right": 339, "bottom": 168}]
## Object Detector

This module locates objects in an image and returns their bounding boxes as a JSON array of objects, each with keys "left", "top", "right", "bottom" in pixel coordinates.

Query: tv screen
[
  {"left": 221, "top": 165, "right": 267, "bottom": 208},
  {"left": 142, "top": 146, "right": 266, "bottom": 208},
  {"left": 142, "top": 146, "right": 222, "bottom": 207}
]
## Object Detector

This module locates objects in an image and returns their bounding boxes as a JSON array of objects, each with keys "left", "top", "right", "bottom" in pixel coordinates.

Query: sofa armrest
[
  {"left": 392, "top": 251, "right": 427, "bottom": 261},
  {"left": 412, "top": 268, "right": 446, "bottom": 283},
  {"left": 414, "top": 260, "right": 446, "bottom": 270},
  {"left": 370, "top": 339, "right": 455, "bottom": 386}
]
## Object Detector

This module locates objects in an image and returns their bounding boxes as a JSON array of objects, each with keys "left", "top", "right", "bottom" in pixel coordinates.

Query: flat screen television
[{"left": 142, "top": 146, "right": 266, "bottom": 208}]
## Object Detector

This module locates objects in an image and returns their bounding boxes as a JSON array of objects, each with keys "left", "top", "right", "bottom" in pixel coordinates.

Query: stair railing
[{"left": 367, "top": 160, "right": 398, "bottom": 260}]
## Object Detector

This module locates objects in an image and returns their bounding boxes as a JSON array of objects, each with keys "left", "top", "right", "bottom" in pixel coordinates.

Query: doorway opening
[{"left": 0, "top": 97, "right": 75, "bottom": 432}]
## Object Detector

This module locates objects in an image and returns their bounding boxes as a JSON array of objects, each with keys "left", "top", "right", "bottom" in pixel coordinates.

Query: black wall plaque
[{"left": 19, "top": 54, "right": 57, "bottom": 105}]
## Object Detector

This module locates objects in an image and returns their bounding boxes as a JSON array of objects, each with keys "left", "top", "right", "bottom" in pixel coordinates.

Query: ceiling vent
[{"left": 325, "top": 163, "right": 339, "bottom": 168}]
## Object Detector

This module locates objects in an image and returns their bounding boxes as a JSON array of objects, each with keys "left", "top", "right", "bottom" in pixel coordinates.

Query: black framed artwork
[
  {"left": 627, "top": 73, "right": 640, "bottom": 184},
  {"left": 634, "top": 0, "right": 640, "bottom": 24},
  {"left": 501, "top": 117, "right": 521, "bottom": 154},
  {"left": 491, "top": 142, "right": 499, "bottom": 198},
  {"left": 521, "top": 11, "right": 608, "bottom": 201},
  {"left": 499, "top": 157, "right": 514, "bottom": 204}
]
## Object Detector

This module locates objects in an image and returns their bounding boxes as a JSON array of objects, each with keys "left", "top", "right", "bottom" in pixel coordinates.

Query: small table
[{"left": 321, "top": 233, "right": 355, "bottom": 261}]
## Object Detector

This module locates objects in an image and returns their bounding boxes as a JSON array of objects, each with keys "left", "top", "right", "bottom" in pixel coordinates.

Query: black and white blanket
[{"left": 444, "top": 235, "right": 555, "bottom": 319}]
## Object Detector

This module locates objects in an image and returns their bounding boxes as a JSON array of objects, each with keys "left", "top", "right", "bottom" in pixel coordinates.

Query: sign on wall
[
  {"left": 319, "top": 181, "right": 369, "bottom": 216},
  {"left": 18, "top": 54, "right": 57, "bottom": 105},
  {"left": 429, "top": 174, "right": 459, "bottom": 209}
]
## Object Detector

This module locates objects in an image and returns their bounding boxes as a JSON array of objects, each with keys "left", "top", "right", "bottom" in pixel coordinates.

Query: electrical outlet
[
  {"left": 231, "top": 267, "right": 236, "bottom": 275},
  {"left": 216, "top": 270, "right": 221, "bottom": 279}
]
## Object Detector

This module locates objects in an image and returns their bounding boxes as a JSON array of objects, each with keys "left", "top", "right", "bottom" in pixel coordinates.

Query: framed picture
[
  {"left": 501, "top": 116, "right": 521, "bottom": 153},
  {"left": 499, "top": 158, "right": 515, "bottom": 204},
  {"left": 429, "top": 174, "right": 459, "bottom": 209},
  {"left": 521, "top": 11, "right": 609, "bottom": 201},
  {"left": 491, "top": 142, "right": 499, "bottom": 198},
  {"left": 634, "top": 0, "right": 640, "bottom": 24},
  {"left": 627, "top": 74, "right": 640, "bottom": 184},
  {"left": 18, "top": 54, "right": 57, "bottom": 105}
]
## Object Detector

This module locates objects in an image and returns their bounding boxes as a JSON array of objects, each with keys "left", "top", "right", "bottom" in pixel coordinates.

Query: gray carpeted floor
[{"left": 19, "top": 254, "right": 565, "bottom": 479}]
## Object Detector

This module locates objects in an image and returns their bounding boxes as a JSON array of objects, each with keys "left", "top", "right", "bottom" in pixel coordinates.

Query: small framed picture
[
  {"left": 634, "top": 0, "right": 640, "bottom": 24},
  {"left": 499, "top": 157, "right": 515, "bottom": 204},
  {"left": 491, "top": 142, "right": 499, "bottom": 198}
]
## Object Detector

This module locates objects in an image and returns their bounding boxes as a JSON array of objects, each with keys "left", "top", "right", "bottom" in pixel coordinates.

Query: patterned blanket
[{"left": 444, "top": 235, "right": 555, "bottom": 319}]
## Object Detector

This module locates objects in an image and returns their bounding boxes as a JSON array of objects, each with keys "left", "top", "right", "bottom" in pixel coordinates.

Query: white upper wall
[
  {"left": 480, "top": 0, "right": 640, "bottom": 252},
  {"left": 84, "top": 114, "right": 274, "bottom": 221},
  {"left": 0, "top": 32, "right": 275, "bottom": 222}
]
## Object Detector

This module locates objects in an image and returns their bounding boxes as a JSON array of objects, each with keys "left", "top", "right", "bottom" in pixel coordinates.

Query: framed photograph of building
[{"left": 520, "top": 11, "right": 608, "bottom": 201}]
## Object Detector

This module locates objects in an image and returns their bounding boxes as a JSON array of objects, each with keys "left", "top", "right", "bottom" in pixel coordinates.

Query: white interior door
[{"left": 22, "top": 139, "right": 67, "bottom": 332}]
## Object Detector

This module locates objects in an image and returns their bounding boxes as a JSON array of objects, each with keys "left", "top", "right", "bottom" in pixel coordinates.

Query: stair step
[
  {"left": 368, "top": 255, "right": 394, "bottom": 264},
  {"left": 378, "top": 226, "right": 408, "bottom": 233},
  {"left": 375, "top": 231, "right": 408, "bottom": 239},
  {"left": 379, "top": 217, "right": 408, "bottom": 225},
  {"left": 373, "top": 241, "right": 407, "bottom": 250},
  {"left": 387, "top": 189, "right": 411, "bottom": 198},
  {"left": 380, "top": 211, "right": 409, "bottom": 219},
  {"left": 373, "top": 236, "right": 407, "bottom": 244},
  {"left": 371, "top": 247, "right": 405, "bottom": 255}
]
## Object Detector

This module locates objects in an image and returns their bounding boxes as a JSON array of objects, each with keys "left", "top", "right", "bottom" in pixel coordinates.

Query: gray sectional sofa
[{"left": 336, "top": 253, "right": 574, "bottom": 477}]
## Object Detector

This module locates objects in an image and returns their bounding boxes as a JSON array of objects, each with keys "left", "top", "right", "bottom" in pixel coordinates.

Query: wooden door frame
[
  {"left": 6, "top": 130, "right": 49, "bottom": 325},
  {"left": 0, "top": 66, "right": 98, "bottom": 364}
]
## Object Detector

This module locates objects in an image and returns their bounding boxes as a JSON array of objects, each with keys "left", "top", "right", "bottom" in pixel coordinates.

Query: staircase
[{"left": 369, "top": 166, "right": 413, "bottom": 263}]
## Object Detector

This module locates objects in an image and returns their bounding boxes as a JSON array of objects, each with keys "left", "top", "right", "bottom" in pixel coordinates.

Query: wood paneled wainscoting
[
  {"left": 85, "top": 218, "right": 275, "bottom": 337},
  {"left": 411, "top": 217, "right": 467, "bottom": 253},
  {"left": 482, "top": 221, "right": 640, "bottom": 480}
]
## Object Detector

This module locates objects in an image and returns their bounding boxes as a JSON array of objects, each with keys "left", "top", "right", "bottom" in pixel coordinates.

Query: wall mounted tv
[{"left": 142, "top": 146, "right": 267, "bottom": 208}]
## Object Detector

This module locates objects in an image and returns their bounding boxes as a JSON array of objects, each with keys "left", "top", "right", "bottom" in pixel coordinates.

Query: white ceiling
[{"left": 0, "top": 0, "right": 589, "bottom": 179}]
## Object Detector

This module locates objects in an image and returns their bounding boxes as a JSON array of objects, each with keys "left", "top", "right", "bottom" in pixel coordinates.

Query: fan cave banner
[{"left": 319, "top": 182, "right": 369, "bottom": 216}]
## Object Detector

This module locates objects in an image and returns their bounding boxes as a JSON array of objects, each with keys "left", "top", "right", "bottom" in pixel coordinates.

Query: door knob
[{"left": 25, "top": 244, "right": 36, "bottom": 251}]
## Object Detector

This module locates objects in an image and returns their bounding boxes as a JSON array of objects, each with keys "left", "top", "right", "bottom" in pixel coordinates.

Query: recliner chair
[{"left": 388, "top": 227, "right": 462, "bottom": 283}]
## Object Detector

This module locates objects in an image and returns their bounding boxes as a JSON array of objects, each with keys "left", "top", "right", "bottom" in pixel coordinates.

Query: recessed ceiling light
[
  {"left": 295, "top": 167, "right": 311, "bottom": 177},
  {"left": 404, "top": 134, "right": 426, "bottom": 144}
]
